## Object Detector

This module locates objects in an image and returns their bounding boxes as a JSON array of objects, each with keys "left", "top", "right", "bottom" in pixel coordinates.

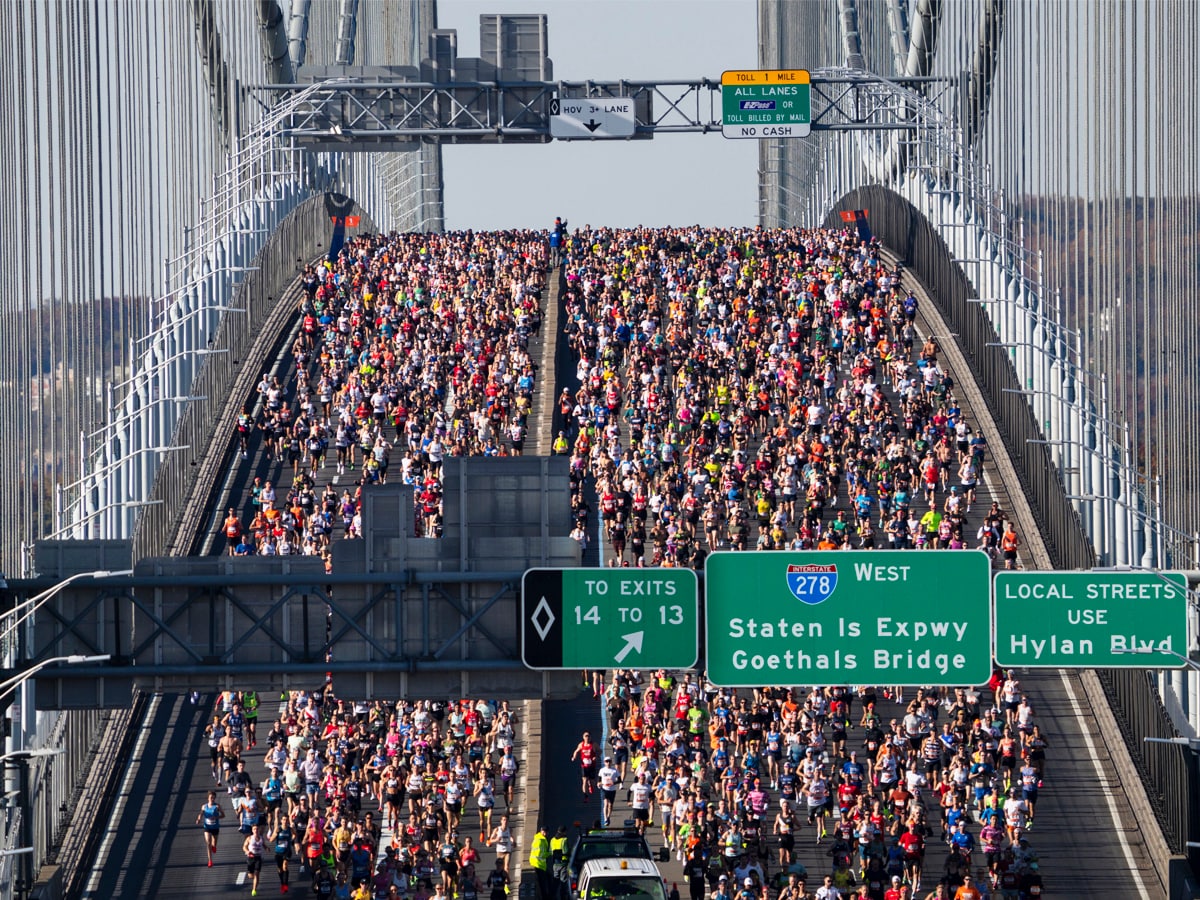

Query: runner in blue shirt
[{"left": 196, "top": 790, "right": 224, "bottom": 867}]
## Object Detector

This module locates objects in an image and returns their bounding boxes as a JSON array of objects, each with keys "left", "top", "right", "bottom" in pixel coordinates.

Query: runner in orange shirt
[
  {"left": 223, "top": 509, "right": 242, "bottom": 556},
  {"left": 953, "top": 874, "right": 982, "bottom": 900},
  {"left": 1001, "top": 524, "right": 1020, "bottom": 570}
]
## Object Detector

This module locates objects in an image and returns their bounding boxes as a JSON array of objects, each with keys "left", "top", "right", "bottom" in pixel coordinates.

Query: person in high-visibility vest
[
  {"left": 549, "top": 826, "right": 570, "bottom": 900},
  {"left": 529, "top": 826, "right": 551, "bottom": 900},
  {"left": 242, "top": 689, "right": 259, "bottom": 748}
]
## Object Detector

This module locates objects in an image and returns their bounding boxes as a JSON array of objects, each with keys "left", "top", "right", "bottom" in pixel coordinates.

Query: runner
[
  {"left": 223, "top": 508, "right": 243, "bottom": 556},
  {"left": 629, "top": 770, "right": 652, "bottom": 836},
  {"left": 270, "top": 814, "right": 294, "bottom": 893},
  {"left": 474, "top": 771, "right": 496, "bottom": 842},
  {"left": 597, "top": 756, "right": 621, "bottom": 827},
  {"left": 243, "top": 689, "right": 259, "bottom": 747},
  {"left": 571, "top": 731, "right": 599, "bottom": 800},
  {"left": 243, "top": 822, "right": 266, "bottom": 896},
  {"left": 486, "top": 814, "right": 514, "bottom": 873},
  {"left": 196, "top": 790, "right": 224, "bottom": 867},
  {"left": 486, "top": 856, "right": 510, "bottom": 900},
  {"left": 1000, "top": 524, "right": 1020, "bottom": 570}
]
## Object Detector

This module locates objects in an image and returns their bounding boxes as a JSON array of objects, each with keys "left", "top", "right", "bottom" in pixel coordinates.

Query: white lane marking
[
  {"left": 236, "top": 872, "right": 247, "bottom": 885},
  {"left": 82, "top": 694, "right": 164, "bottom": 898},
  {"left": 926, "top": 316, "right": 1147, "bottom": 891},
  {"left": 512, "top": 705, "right": 530, "bottom": 885},
  {"left": 1059, "top": 671, "right": 1153, "bottom": 896}
]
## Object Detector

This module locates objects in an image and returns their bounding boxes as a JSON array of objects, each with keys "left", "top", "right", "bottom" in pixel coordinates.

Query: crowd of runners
[
  {"left": 221, "top": 229, "right": 549, "bottom": 560},
  {"left": 548, "top": 226, "right": 1040, "bottom": 897},
  {"left": 573, "top": 667, "right": 1045, "bottom": 900},
  {"left": 200, "top": 687, "right": 525, "bottom": 898},
  {"left": 205, "top": 222, "right": 1047, "bottom": 899},
  {"left": 555, "top": 225, "right": 1022, "bottom": 569}
]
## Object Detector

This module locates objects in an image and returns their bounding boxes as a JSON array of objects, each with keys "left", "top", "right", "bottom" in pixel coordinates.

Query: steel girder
[
  {"left": 252, "top": 67, "right": 956, "bottom": 148},
  {"left": 17, "top": 570, "right": 524, "bottom": 681}
]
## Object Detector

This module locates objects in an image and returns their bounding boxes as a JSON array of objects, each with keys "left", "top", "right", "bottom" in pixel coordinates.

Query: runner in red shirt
[
  {"left": 899, "top": 824, "right": 925, "bottom": 891},
  {"left": 570, "top": 731, "right": 598, "bottom": 800}
]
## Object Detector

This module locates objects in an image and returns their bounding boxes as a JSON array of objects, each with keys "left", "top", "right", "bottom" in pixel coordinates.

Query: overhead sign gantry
[{"left": 258, "top": 68, "right": 953, "bottom": 149}]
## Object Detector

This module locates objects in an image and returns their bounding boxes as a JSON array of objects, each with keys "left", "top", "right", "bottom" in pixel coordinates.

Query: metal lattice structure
[{"left": 261, "top": 72, "right": 958, "bottom": 146}]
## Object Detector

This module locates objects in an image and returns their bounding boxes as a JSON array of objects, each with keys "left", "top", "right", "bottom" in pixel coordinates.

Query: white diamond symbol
[{"left": 531, "top": 595, "right": 556, "bottom": 640}]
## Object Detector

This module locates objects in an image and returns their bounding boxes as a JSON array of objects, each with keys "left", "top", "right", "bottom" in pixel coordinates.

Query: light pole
[
  {"left": 1112, "top": 645, "right": 1197, "bottom": 669},
  {"left": 1114, "top": 645, "right": 1200, "bottom": 740},
  {"left": 6, "top": 753, "right": 56, "bottom": 900},
  {"left": 1, "top": 572, "right": 125, "bottom": 797},
  {"left": 1114, "top": 645, "right": 1200, "bottom": 872},
  {"left": 0, "top": 748, "right": 63, "bottom": 766},
  {"left": 0, "top": 571, "right": 132, "bottom": 648},
  {"left": 0, "top": 659, "right": 106, "bottom": 900},
  {"left": 0, "top": 655, "right": 111, "bottom": 706}
]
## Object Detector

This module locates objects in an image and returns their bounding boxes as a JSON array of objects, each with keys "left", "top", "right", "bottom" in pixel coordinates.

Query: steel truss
[
  {"left": 254, "top": 67, "right": 956, "bottom": 147},
  {"left": 18, "top": 571, "right": 525, "bottom": 682}
]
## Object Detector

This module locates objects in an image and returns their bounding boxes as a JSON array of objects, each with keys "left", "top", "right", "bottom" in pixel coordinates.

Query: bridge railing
[
  {"left": 52, "top": 80, "right": 430, "bottom": 559},
  {"left": 129, "top": 195, "right": 376, "bottom": 560},
  {"left": 822, "top": 183, "right": 1095, "bottom": 571},
  {"left": 1099, "top": 667, "right": 1200, "bottom": 864},
  {"left": 791, "top": 79, "right": 1200, "bottom": 876},
  {"left": 0, "top": 708, "right": 108, "bottom": 900}
]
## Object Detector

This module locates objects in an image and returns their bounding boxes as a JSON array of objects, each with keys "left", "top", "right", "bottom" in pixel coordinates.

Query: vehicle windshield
[
  {"left": 586, "top": 877, "right": 667, "bottom": 900},
  {"left": 575, "top": 841, "right": 651, "bottom": 864}
]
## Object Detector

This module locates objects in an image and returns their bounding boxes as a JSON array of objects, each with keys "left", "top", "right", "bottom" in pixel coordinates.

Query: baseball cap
[
  {"left": 892, "top": 876, "right": 901, "bottom": 883},
  {"left": 744, "top": 878, "right": 753, "bottom": 886},
  {"left": 718, "top": 876, "right": 728, "bottom": 883}
]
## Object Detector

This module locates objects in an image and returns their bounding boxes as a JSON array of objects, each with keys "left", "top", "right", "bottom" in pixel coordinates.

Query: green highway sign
[
  {"left": 521, "top": 568, "right": 698, "bottom": 670},
  {"left": 995, "top": 570, "right": 1188, "bottom": 668},
  {"left": 721, "top": 69, "right": 811, "bottom": 139},
  {"left": 704, "top": 550, "right": 992, "bottom": 686}
]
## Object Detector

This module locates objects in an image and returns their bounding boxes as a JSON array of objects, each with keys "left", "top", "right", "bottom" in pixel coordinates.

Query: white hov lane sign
[{"left": 550, "top": 98, "right": 636, "bottom": 139}]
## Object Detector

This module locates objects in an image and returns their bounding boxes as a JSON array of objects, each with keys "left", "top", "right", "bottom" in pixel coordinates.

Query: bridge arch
[{"left": 825, "top": 184, "right": 1093, "bottom": 570}]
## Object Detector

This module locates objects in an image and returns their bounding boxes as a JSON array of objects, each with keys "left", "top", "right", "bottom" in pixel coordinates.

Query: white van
[{"left": 577, "top": 858, "right": 667, "bottom": 900}]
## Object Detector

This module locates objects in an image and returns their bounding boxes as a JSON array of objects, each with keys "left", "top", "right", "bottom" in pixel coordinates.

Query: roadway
[
  {"left": 80, "top": 694, "right": 213, "bottom": 898},
  {"left": 82, "top": 693, "right": 535, "bottom": 899},
  {"left": 543, "top": 679, "right": 1157, "bottom": 898},
  {"left": 76, "top": 238, "right": 1166, "bottom": 900},
  {"left": 85, "top": 681, "right": 1159, "bottom": 898}
]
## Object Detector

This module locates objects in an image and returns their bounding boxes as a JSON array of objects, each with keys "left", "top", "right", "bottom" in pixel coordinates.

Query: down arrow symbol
[{"left": 583, "top": 119, "right": 603, "bottom": 133}]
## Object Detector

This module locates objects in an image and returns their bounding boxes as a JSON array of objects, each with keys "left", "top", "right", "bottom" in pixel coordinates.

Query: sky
[{"left": 436, "top": 0, "right": 759, "bottom": 230}]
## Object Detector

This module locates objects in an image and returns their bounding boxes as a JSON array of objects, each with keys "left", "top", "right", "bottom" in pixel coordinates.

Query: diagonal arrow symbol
[
  {"left": 613, "top": 631, "right": 643, "bottom": 665},
  {"left": 583, "top": 119, "right": 602, "bottom": 133}
]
